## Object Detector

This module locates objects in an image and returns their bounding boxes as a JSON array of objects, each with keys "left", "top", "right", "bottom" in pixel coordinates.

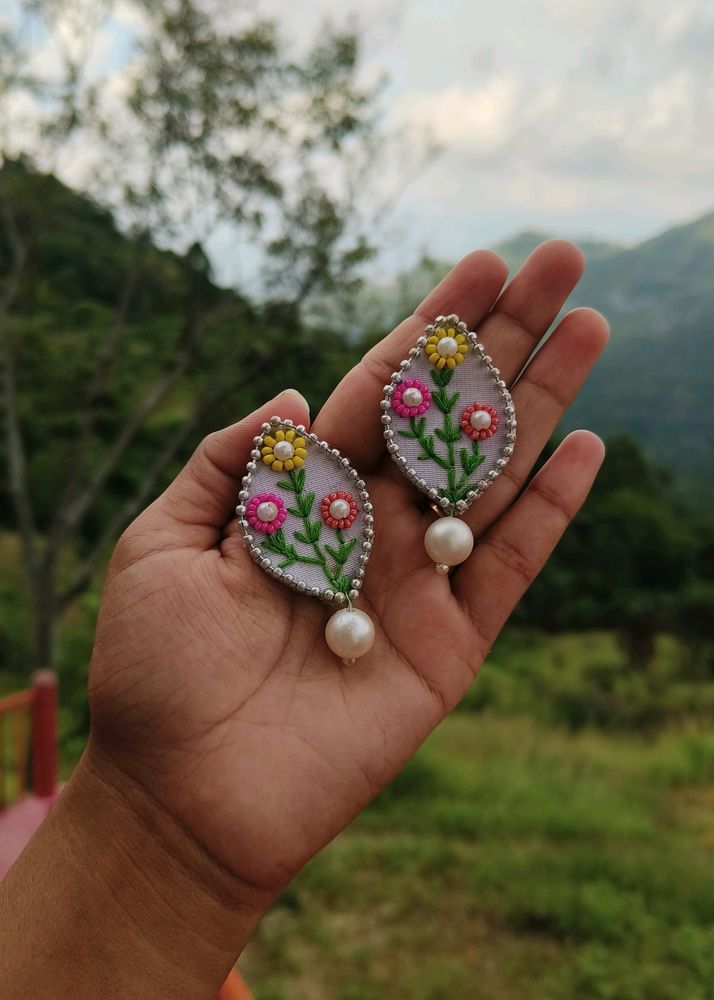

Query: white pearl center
[
  {"left": 324, "top": 609, "right": 375, "bottom": 661},
  {"left": 256, "top": 501, "right": 279, "bottom": 523},
  {"left": 401, "top": 387, "right": 424, "bottom": 407},
  {"left": 424, "top": 517, "right": 474, "bottom": 568},
  {"left": 470, "top": 409, "right": 492, "bottom": 430},
  {"left": 273, "top": 440, "right": 294, "bottom": 461},
  {"left": 437, "top": 336, "right": 459, "bottom": 358},
  {"left": 329, "top": 498, "right": 351, "bottom": 520}
]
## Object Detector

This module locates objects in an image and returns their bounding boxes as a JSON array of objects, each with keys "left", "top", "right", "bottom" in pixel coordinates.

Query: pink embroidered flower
[
  {"left": 320, "top": 491, "right": 358, "bottom": 530},
  {"left": 391, "top": 379, "right": 432, "bottom": 418},
  {"left": 246, "top": 492, "right": 287, "bottom": 534},
  {"left": 461, "top": 402, "right": 499, "bottom": 441}
]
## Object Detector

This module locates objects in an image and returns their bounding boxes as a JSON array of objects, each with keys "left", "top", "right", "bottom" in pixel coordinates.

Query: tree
[{"left": 0, "top": 0, "right": 396, "bottom": 667}]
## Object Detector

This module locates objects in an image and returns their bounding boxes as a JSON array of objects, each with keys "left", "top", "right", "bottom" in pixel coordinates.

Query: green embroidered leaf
[
  {"left": 276, "top": 480, "right": 294, "bottom": 492},
  {"left": 326, "top": 537, "right": 358, "bottom": 568},
  {"left": 294, "top": 530, "right": 309, "bottom": 544},
  {"left": 292, "top": 468, "right": 306, "bottom": 492},
  {"left": 430, "top": 367, "right": 454, "bottom": 388},
  {"left": 305, "top": 520, "right": 322, "bottom": 543},
  {"left": 459, "top": 441, "right": 486, "bottom": 476},
  {"left": 398, "top": 429, "right": 416, "bottom": 439},
  {"left": 435, "top": 424, "right": 461, "bottom": 444},
  {"left": 287, "top": 506, "right": 303, "bottom": 518},
  {"left": 298, "top": 491, "right": 315, "bottom": 516},
  {"left": 335, "top": 575, "right": 352, "bottom": 595}
]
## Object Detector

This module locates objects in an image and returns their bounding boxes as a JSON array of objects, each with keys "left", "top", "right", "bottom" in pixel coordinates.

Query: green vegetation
[{"left": 241, "top": 669, "right": 714, "bottom": 999}]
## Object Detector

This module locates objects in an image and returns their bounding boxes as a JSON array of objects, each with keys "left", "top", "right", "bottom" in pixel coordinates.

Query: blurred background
[{"left": 1, "top": 1, "right": 713, "bottom": 997}]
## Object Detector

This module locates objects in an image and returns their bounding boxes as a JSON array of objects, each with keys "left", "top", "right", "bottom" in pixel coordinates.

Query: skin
[{"left": 0, "top": 242, "right": 609, "bottom": 998}]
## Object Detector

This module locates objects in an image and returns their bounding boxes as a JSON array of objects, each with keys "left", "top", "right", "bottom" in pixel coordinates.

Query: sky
[
  {"left": 269, "top": 0, "right": 714, "bottom": 268},
  {"left": 3, "top": 0, "right": 714, "bottom": 282}
]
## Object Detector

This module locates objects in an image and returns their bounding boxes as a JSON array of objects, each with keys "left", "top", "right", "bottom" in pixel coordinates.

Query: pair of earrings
[{"left": 236, "top": 315, "right": 516, "bottom": 664}]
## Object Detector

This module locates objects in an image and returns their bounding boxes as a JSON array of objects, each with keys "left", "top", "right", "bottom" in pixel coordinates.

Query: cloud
[{"left": 395, "top": 77, "right": 520, "bottom": 151}]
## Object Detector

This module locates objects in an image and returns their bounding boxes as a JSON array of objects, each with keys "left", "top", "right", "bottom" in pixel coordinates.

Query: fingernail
[{"left": 283, "top": 388, "right": 310, "bottom": 415}]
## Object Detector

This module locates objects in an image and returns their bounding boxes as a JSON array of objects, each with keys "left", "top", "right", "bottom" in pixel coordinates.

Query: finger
[
  {"left": 138, "top": 389, "right": 311, "bottom": 549},
  {"left": 477, "top": 240, "right": 586, "bottom": 384},
  {"left": 464, "top": 307, "right": 609, "bottom": 536},
  {"left": 453, "top": 431, "right": 605, "bottom": 653},
  {"left": 313, "top": 250, "right": 509, "bottom": 471}
]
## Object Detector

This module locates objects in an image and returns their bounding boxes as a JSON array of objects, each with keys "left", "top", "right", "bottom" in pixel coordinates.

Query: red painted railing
[{"left": 0, "top": 671, "right": 57, "bottom": 808}]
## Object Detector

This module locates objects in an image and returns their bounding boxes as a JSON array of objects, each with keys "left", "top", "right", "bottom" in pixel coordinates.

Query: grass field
[
  {"left": 240, "top": 698, "right": 714, "bottom": 998},
  {"left": 4, "top": 628, "right": 714, "bottom": 998}
]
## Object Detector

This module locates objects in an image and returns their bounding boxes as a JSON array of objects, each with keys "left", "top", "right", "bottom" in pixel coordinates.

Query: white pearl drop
[
  {"left": 424, "top": 517, "right": 474, "bottom": 567},
  {"left": 329, "top": 498, "right": 351, "bottom": 520},
  {"left": 256, "top": 501, "right": 279, "bottom": 523},
  {"left": 401, "top": 387, "right": 424, "bottom": 407},
  {"left": 324, "top": 609, "right": 375, "bottom": 661},
  {"left": 436, "top": 336, "right": 458, "bottom": 358},
  {"left": 470, "top": 409, "right": 492, "bottom": 430},
  {"left": 273, "top": 440, "right": 294, "bottom": 461}
]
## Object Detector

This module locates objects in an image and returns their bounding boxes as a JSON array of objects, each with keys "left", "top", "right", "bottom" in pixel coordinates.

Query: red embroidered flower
[
  {"left": 461, "top": 402, "right": 498, "bottom": 441},
  {"left": 391, "top": 378, "right": 432, "bottom": 418},
  {"left": 320, "top": 491, "right": 358, "bottom": 530}
]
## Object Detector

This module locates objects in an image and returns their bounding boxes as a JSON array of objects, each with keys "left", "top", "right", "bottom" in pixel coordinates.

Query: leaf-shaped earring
[
  {"left": 381, "top": 314, "right": 516, "bottom": 572},
  {"left": 236, "top": 416, "right": 375, "bottom": 663}
]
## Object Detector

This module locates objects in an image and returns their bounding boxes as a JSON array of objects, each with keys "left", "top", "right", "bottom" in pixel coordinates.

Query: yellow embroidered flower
[
  {"left": 261, "top": 429, "right": 308, "bottom": 472},
  {"left": 425, "top": 325, "right": 468, "bottom": 369}
]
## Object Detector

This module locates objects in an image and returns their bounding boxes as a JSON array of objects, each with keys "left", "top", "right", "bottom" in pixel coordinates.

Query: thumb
[{"left": 139, "top": 389, "right": 311, "bottom": 548}]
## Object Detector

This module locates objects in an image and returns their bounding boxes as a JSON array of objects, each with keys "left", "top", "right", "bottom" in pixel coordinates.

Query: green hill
[
  {"left": 352, "top": 215, "right": 714, "bottom": 492},
  {"left": 562, "top": 214, "right": 714, "bottom": 486}
]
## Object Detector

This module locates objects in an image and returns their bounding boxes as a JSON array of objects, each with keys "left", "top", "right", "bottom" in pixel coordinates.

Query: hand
[{"left": 87, "top": 242, "right": 607, "bottom": 928}]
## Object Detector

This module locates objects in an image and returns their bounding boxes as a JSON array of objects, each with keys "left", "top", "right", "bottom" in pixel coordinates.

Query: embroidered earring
[
  {"left": 381, "top": 314, "right": 516, "bottom": 572},
  {"left": 236, "top": 416, "right": 375, "bottom": 663}
]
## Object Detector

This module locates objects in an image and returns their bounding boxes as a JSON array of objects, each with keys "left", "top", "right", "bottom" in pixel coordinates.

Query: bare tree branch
[
  {"left": 59, "top": 361, "right": 266, "bottom": 606},
  {"left": 0, "top": 206, "right": 37, "bottom": 587},
  {"left": 50, "top": 335, "right": 199, "bottom": 550},
  {"left": 46, "top": 245, "right": 144, "bottom": 556}
]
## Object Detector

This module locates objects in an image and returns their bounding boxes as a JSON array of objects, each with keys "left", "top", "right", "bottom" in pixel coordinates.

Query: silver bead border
[
  {"left": 235, "top": 417, "right": 373, "bottom": 606},
  {"left": 380, "top": 314, "right": 517, "bottom": 516}
]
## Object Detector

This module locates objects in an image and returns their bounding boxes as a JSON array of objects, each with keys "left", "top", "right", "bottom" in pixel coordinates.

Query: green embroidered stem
[
  {"left": 268, "top": 469, "right": 353, "bottom": 595},
  {"left": 430, "top": 368, "right": 465, "bottom": 504},
  {"left": 395, "top": 367, "right": 488, "bottom": 505}
]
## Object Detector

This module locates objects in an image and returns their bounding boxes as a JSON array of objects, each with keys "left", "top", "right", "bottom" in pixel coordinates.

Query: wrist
[
  {"left": 75, "top": 742, "right": 272, "bottom": 973},
  {"left": 1, "top": 742, "right": 272, "bottom": 999}
]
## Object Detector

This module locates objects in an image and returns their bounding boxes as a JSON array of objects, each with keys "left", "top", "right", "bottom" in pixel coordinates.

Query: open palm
[{"left": 87, "top": 242, "right": 608, "bottom": 900}]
